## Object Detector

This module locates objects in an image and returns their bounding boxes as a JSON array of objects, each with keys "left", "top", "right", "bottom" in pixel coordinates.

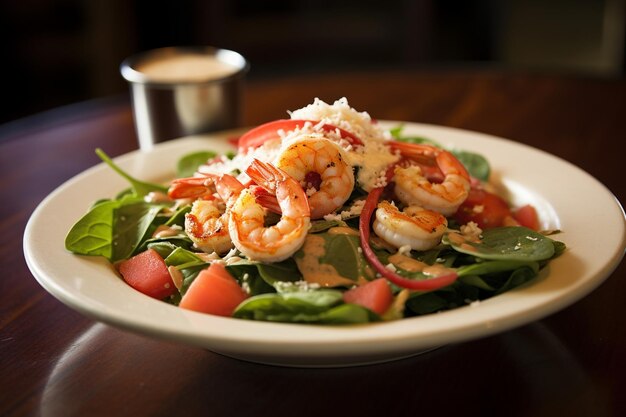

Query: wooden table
[{"left": 2, "top": 70, "right": 625, "bottom": 416}]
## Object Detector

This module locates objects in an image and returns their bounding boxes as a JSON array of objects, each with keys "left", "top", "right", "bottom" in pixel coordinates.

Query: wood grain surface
[{"left": 1, "top": 69, "right": 625, "bottom": 417}]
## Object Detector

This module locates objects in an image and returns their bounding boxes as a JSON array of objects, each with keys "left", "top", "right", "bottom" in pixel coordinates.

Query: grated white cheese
[
  {"left": 322, "top": 213, "right": 342, "bottom": 222},
  {"left": 197, "top": 138, "right": 282, "bottom": 183},
  {"left": 322, "top": 199, "right": 366, "bottom": 222},
  {"left": 460, "top": 221, "right": 483, "bottom": 240},
  {"left": 342, "top": 199, "right": 365, "bottom": 217},
  {"left": 196, "top": 97, "right": 400, "bottom": 195},
  {"left": 289, "top": 98, "right": 399, "bottom": 191},
  {"left": 289, "top": 97, "right": 388, "bottom": 142},
  {"left": 274, "top": 280, "right": 320, "bottom": 293},
  {"left": 472, "top": 205, "right": 484, "bottom": 214}
]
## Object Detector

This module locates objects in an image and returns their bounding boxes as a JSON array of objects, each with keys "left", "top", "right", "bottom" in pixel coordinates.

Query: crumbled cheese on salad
[
  {"left": 289, "top": 97, "right": 387, "bottom": 143},
  {"left": 460, "top": 221, "right": 483, "bottom": 240},
  {"left": 287, "top": 99, "right": 400, "bottom": 191},
  {"left": 197, "top": 138, "right": 283, "bottom": 183},
  {"left": 199, "top": 97, "right": 399, "bottom": 192},
  {"left": 274, "top": 280, "right": 321, "bottom": 293},
  {"left": 322, "top": 199, "right": 366, "bottom": 222}
]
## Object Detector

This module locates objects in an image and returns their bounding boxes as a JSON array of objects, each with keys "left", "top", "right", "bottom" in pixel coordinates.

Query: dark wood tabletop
[{"left": 2, "top": 69, "right": 625, "bottom": 417}]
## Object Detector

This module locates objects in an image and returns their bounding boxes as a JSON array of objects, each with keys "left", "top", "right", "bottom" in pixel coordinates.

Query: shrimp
[
  {"left": 274, "top": 135, "right": 355, "bottom": 219},
  {"left": 168, "top": 174, "right": 244, "bottom": 254},
  {"left": 391, "top": 143, "right": 470, "bottom": 216},
  {"left": 229, "top": 159, "right": 311, "bottom": 262},
  {"left": 184, "top": 200, "right": 233, "bottom": 254},
  {"left": 373, "top": 201, "right": 448, "bottom": 251},
  {"left": 168, "top": 175, "right": 217, "bottom": 200}
]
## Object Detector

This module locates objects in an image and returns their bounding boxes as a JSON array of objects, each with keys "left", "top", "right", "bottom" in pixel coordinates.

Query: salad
[{"left": 65, "top": 98, "right": 564, "bottom": 324}]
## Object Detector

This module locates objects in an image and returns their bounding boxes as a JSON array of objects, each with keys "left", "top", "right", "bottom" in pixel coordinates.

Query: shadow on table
[{"left": 39, "top": 320, "right": 607, "bottom": 417}]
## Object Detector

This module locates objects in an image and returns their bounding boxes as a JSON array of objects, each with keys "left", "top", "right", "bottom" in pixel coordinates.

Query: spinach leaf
[
  {"left": 226, "top": 258, "right": 302, "bottom": 289},
  {"left": 457, "top": 259, "right": 539, "bottom": 277},
  {"left": 96, "top": 148, "right": 168, "bottom": 197},
  {"left": 162, "top": 247, "right": 209, "bottom": 296},
  {"left": 444, "top": 227, "right": 555, "bottom": 261},
  {"left": 406, "top": 281, "right": 480, "bottom": 316},
  {"left": 309, "top": 219, "right": 346, "bottom": 233},
  {"left": 233, "top": 290, "right": 377, "bottom": 324},
  {"left": 65, "top": 193, "right": 165, "bottom": 261},
  {"left": 391, "top": 125, "right": 491, "bottom": 181},
  {"left": 176, "top": 151, "right": 217, "bottom": 178},
  {"left": 257, "top": 258, "right": 303, "bottom": 286},
  {"left": 551, "top": 240, "right": 567, "bottom": 258},
  {"left": 111, "top": 202, "right": 165, "bottom": 262},
  {"left": 293, "top": 231, "right": 371, "bottom": 285},
  {"left": 459, "top": 275, "right": 496, "bottom": 291},
  {"left": 405, "top": 292, "right": 449, "bottom": 315},
  {"left": 391, "top": 125, "right": 441, "bottom": 146},
  {"left": 147, "top": 241, "right": 182, "bottom": 259},
  {"left": 458, "top": 260, "right": 540, "bottom": 293},
  {"left": 165, "top": 205, "right": 191, "bottom": 227},
  {"left": 495, "top": 266, "right": 538, "bottom": 294},
  {"left": 65, "top": 199, "right": 120, "bottom": 259},
  {"left": 226, "top": 262, "right": 276, "bottom": 296},
  {"left": 163, "top": 246, "right": 205, "bottom": 267},
  {"left": 414, "top": 246, "right": 452, "bottom": 266},
  {"left": 317, "top": 304, "right": 377, "bottom": 324},
  {"left": 131, "top": 205, "right": 192, "bottom": 254},
  {"left": 452, "top": 150, "right": 491, "bottom": 181},
  {"left": 405, "top": 255, "right": 544, "bottom": 316},
  {"left": 138, "top": 235, "right": 193, "bottom": 255},
  {"left": 388, "top": 125, "right": 404, "bottom": 139},
  {"left": 319, "top": 232, "right": 369, "bottom": 282}
]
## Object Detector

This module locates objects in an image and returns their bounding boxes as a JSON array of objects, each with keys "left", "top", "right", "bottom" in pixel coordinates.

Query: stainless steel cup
[{"left": 121, "top": 46, "right": 249, "bottom": 150}]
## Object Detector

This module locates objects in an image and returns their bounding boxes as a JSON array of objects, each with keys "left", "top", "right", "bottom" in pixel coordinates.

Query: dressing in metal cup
[{"left": 121, "top": 46, "right": 249, "bottom": 150}]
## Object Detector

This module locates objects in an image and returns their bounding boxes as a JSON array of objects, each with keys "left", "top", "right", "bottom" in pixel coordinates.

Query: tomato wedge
[
  {"left": 237, "top": 119, "right": 363, "bottom": 150},
  {"left": 454, "top": 188, "right": 512, "bottom": 229},
  {"left": 513, "top": 204, "right": 540, "bottom": 231},
  {"left": 343, "top": 278, "right": 393, "bottom": 315},
  {"left": 117, "top": 249, "right": 176, "bottom": 300},
  {"left": 179, "top": 262, "right": 248, "bottom": 316}
]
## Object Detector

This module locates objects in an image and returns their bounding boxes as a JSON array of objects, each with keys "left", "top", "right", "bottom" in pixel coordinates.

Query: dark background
[{"left": 1, "top": 0, "right": 624, "bottom": 126}]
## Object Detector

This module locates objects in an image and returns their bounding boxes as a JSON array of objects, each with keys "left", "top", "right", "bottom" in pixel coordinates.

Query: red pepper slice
[
  {"left": 358, "top": 166, "right": 458, "bottom": 290},
  {"left": 237, "top": 119, "right": 364, "bottom": 151}
]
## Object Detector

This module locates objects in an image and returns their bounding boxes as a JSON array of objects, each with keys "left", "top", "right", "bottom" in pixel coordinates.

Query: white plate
[{"left": 24, "top": 122, "right": 626, "bottom": 367}]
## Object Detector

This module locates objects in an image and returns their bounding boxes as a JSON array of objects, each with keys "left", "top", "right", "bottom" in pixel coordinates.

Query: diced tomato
[
  {"left": 179, "top": 262, "right": 248, "bottom": 317},
  {"left": 454, "top": 188, "right": 512, "bottom": 229},
  {"left": 343, "top": 278, "right": 393, "bottom": 315},
  {"left": 117, "top": 249, "right": 176, "bottom": 300},
  {"left": 513, "top": 204, "right": 540, "bottom": 231}
]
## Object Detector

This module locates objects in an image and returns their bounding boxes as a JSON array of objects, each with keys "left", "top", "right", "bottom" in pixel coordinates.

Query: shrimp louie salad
[{"left": 65, "top": 98, "right": 565, "bottom": 324}]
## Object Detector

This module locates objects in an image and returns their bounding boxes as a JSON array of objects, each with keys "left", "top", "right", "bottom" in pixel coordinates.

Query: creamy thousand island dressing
[
  {"left": 387, "top": 253, "right": 454, "bottom": 277},
  {"left": 446, "top": 230, "right": 481, "bottom": 253},
  {"left": 296, "top": 231, "right": 372, "bottom": 287},
  {"left": 136, "top": 54, "right": 239, "bottom": 83}
]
